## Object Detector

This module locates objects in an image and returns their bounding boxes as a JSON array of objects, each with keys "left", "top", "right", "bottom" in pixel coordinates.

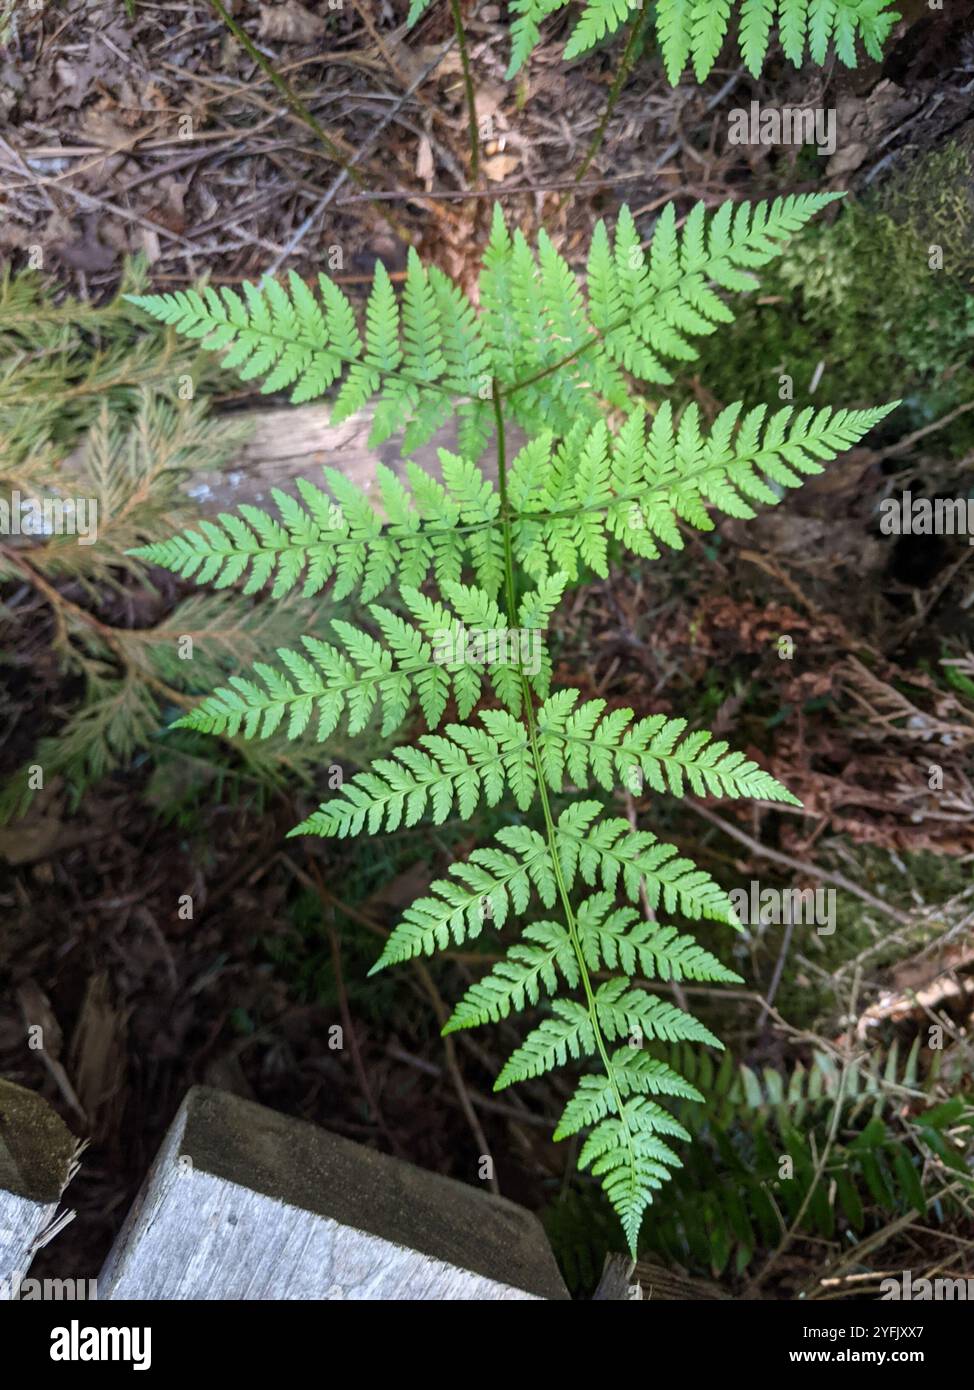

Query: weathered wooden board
[
  {"left": 594, "top": 1252, "right": 733, "bottom": 1301},
  {"left": 185, "top": 405, "right": 454, "bottom": 518},
  {"left": 0, "top": 1078, "right": 78, "bottom": 1295},
  {"left": 185, "top": 402, "right": 521, "bottom": 518},
  {"left": 99, "top": 1086, "right": 570, "bottom": 1300}
]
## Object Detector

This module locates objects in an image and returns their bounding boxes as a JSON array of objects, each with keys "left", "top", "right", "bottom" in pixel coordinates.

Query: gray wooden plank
[
  {"left": 183, "top": 402, "right": 519, "bottom": 518},
  {"left": 99, "top": 1086, "right": 570, "bottom": 1300},
  {"left": 0, "top": 1078, "right": 79, "bottom": 1296},
  {"left": 594, "top": 1252, "right": 733, "bottom": 1300}
]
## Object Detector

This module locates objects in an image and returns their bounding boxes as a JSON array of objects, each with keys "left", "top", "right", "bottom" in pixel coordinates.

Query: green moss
[
  {"left": 686, "top": 149, "right": 974, "bottom": 457},
  {"left": 879, "top": 142, "right": 974, "bottom": 286}
]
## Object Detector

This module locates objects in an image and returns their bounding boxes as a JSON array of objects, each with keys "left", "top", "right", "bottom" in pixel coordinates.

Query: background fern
[
  {"left": 642, "top": 1041, "right": 974, "bottom": 1275},
  {"left": 543, "top": 1040, "right": 974, "bottom": 1289},
  {"left": 407, "top": 0, "right": 901, "bottom": 83},
  {"left": 127, "top": 195, "right": 895, "bottom": 1252}
]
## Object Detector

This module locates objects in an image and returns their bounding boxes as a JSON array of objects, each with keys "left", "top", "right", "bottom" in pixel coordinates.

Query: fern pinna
[
  {"left": 407, "top": 0, "right": 900, "bottom": 83},
  {"left": 129, "top": 193, "right": 895, "bottom": 1253}
]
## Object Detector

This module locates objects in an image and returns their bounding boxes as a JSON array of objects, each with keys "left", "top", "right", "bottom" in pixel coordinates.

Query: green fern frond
[
  {"left": 129, "top": 454, "right": 501, "bottom": 602},
  {"left": 438, "top": 888, "right": 738, "bottom": 1035},
  {"left": 127, "top": 263, "right": 487, "bottom": 454},
  {"left": 430, "top": 0, "right": 901, "bottom": 82},
  {"left": 512, "top": 399, "right": 897, "bottom": 580},
  {"left": 587, "top": 196, "right": 841, "bottom": 385},
  {"left": 575, "top": 893, "right": 742, "bottom": 982},
  {"left": 738, "top": 0, "right": 777, "bottom": 72},
  {"left": 562, "top": 0, "right": 643, "bottom": 61},
  {"left": 130, "top": 192, "right": 897, "bottom": 1253},
  {"left": 291, "top": 721, "right": 531, "bottom": 831},
  {"left": 494, "top": 969, "right": 725, "bottom": 1252},
  {"left": 555, "top": 1049, "right": 705, "bottom": 1138},
  {"left": 286, "top": 680, "right": 795, "bottom": 835},
  {"left": 365, "top": 823, "right": 556, "bottom": 969},
  {"left": 172, "top": 581, "right": 546, "bottom": 746},
  {"left": 443, "top": 919, "right": 580, "bottom": 1033},
  {"left": 496, "top": 980, "right": 720, "bottom": 1089},
  {"left": 536, "top": 688, "right": 800, "bottom": 801},
  {"left": 128, "top": 195, "right": 838, "bottom": 465},
  {"left": 306, "top": 787, "right": 735, "bottom": 927},
  {"left": 132, "top": 391, "right": 895, "bottom": 606},
  {"left": 555, "top": 800, "right": 739, "bottom": 924},
  {"left": 579, "top": 1096, "right": 686, "bottom": 1252}
]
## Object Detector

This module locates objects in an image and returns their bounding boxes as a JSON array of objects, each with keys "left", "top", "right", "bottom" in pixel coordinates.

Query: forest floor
[{"left": 2, "top": 0, "right": 974, "bottom": 1296}]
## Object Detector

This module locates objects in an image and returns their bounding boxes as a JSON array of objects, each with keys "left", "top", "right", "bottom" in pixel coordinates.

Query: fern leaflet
[{"left": 409, "top": 0, "right": 900, "bottom": 82}]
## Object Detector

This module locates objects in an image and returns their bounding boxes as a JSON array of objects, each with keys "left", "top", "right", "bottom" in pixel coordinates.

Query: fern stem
[
  {"left": 571, "top": 0, "right": 653, "bottom": 189},
  {"left": 447, "top": 0, "right": 480, "bottom": 183},
  {"left": 491, "top": 382, "right": 639, "bottom": 1245},
  {"left": 501, "top": 314, "right": 612, "bottom": 400}
]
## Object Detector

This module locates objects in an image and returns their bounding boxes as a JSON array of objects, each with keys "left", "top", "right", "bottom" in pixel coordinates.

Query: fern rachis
[{"left": 128, "top": 194, "right": 897, "bottom": 1252}]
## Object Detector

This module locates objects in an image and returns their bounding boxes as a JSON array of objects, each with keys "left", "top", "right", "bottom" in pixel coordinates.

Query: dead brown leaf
[
  {"left": 258, "top": 1, "right": 327, "bottom": 43},
  {"left": 415, "top": 134, "right": 435, "bottom": 191},
  {"left": 483, "top": 152, "right": 519, "bottom": 182}
]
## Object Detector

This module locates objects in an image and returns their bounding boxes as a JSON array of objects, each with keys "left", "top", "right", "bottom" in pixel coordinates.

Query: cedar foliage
[{"left": 0, "top": 271, "right": 366, "bottom": 820}]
